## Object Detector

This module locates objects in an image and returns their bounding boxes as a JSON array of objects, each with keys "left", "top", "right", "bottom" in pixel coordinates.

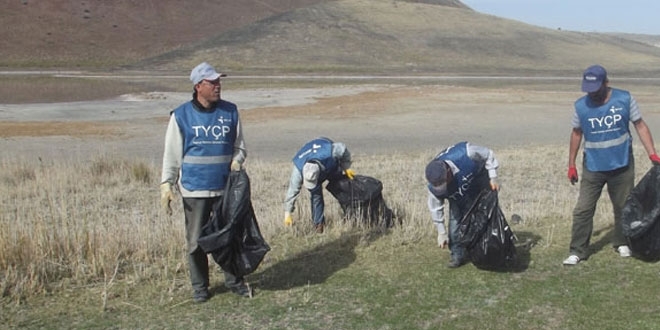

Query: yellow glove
[
  {"left": 284, "top": 212, "right": 293, "bottom": 226},
  {"left": 230, "top": 160, "right": 241, "bottom": 172},
  {"left": 160, "top": 182, "right": 175, "bottom": 216},
  {"left": 345, "top": 168, "right": 355, "bottom": 180}
]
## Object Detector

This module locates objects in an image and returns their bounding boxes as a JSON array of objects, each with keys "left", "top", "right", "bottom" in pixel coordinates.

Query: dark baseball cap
[
  {"left": 581, "top": 65, "right": 607, "bottom": 93},
  {"left": 425, "top": 160, "right": 448, "bottom": 197}
]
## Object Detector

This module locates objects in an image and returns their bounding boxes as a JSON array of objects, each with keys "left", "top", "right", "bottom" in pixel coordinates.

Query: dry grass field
[
  {"left": 3, "top": 79, "right": 660, "bottom": 329},
  {"left": 4, "top": 0, "right": 660, "bottom": 328}
]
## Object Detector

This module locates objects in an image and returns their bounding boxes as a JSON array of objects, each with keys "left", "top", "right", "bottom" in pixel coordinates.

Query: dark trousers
[
  {"left": 569, "top": 159, "right": 634, "bottom": 259},
  {"left": 183, "top": 197, "right": 242, "bottom": 292}
]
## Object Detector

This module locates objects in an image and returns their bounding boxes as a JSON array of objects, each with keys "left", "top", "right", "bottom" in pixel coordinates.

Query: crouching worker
[
  {"left": 425, "top": 141, "right": 500, "bottom": 268},
  {"left": 283, "top": 137, "right": 355, "bottom": 233}
]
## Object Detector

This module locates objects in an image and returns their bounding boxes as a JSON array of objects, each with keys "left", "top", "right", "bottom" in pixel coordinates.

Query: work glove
[
  {"left": 160, "top": 182, "right": 175, "bottom": 216},
  {"left": 284, "top": 212, "right": 293, "bottom": 226},
  {"left": 230, "top": 160, "right": 241, "bottom": 172},
  {"left": 489, "top": 178, "right": 499, "bottom": 191},
  {"left": 567, "top": 166, "right": 578, "bottom": 185},
  {"left": 437, "top": 232, "right": 448, "bottom": 249},
  {"left": 344, "top": 168, "right": 355, "bottom": 180},
  {"left": 650, "top": 154, "right": 660, "bottom": 166}
]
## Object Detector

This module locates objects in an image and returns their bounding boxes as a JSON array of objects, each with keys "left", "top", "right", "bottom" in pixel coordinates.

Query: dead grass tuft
[{"left": 0, "top": 122, "right": 120, "bottom": 138}]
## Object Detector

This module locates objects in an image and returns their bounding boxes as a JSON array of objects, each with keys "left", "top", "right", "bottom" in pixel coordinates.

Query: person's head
[
  {"left": 581, "top": 64, "right": 609, "bottom": 104},
  {"left": 302, "top": 162, "right": 321, "bottom": 190},
  {"left": 425, "top": 159, "right": 452, "bottom": 197},
  {"left": 190, "top": 62, "right": 226, "bottom": 107},
  {"left": 332, "top": 142, "right": 352, "bottom": 170}
]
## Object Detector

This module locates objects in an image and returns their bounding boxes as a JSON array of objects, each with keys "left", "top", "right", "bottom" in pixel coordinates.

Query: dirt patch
[{"left": 2, "top": 84, "right": 660, "bottom": 164}]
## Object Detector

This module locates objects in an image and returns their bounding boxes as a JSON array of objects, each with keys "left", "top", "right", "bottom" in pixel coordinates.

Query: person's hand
[
  {"left": 230, "top": 160, "right": 241, "bottom": 172},
  {"left": 650, "top": 154, "right": 660, "bottom": 165},
  {"left": 284, "top": 212, "right": 293, "bottom": 226},
  {"left": 345, "top": 168, "right": 355, "bottom": 180},
  {"left": 437, "top": 233, "right": 448, "bottom": 249},
  {"left": 160, "top": 182, "right": 175, "bottom": 215},
  {"left": 568, "top": 166, "right": 578, "bottom": 185},
  {"left": 489, "top": 178, "right": 499, "bottom": 191}
]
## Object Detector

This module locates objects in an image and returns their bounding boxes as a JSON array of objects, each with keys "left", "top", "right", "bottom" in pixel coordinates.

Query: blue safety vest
[
  {"left": 292, "top": 137, "right": 338, "bottom": 181},
  {"left": 575, "top": 88, "right": 632, "bottom": 172},
  {"left": 428, "top": 142, "right": 488, "bottom": 208},
  {"left": 174, "top": 100, "right": 238, "bottom": 191}
]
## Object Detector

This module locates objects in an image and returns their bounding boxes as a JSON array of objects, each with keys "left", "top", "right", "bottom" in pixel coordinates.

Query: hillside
[
  {"left": 0, "top": 0, "right": 330, "bottom": 68},
  {"left": 2, "top": 0, "right": 660, "bottom": 76},
  {"left": 139, "top": 0, "right": 660, "bottom": 76}
]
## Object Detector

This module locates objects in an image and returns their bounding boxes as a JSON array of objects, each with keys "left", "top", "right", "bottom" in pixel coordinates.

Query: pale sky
[{"left": 461, "top": 0, "right": 660, "bottom": 35}]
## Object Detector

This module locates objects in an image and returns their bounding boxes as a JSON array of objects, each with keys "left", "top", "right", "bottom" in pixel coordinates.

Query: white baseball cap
[
  {"left": 190, "top": 62, "right": 226, "bottom": 85},
  {"left": 302, "top": 163, "right": 320, "bottom": 190}
]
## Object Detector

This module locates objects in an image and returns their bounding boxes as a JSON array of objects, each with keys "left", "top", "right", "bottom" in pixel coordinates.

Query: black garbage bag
[
  {"left": 458, "top": 189, "right": 517, "bottom": 270},
  {"left": 326, "top": 174, "right": 394, "bottom": 228},
  {"left": 197, "top": 170, "right": 270, "bottom": 277},
  {"left": 622, "top": 166, "right": 660, "bottom": 261}
]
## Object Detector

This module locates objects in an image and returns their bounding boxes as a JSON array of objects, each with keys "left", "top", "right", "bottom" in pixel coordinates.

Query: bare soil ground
[{"left": 2, "top": 81, "right": 660, "bottom": 165}]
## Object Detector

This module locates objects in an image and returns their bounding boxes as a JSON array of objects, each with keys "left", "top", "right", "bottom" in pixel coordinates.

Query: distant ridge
[
  {"left": 3, "top": 0, "right": 660, "bottom": 76},
  {"left": 138, "top": 0, "right": 660, "bottom": 76},
  {"left": 405, "top": 0, "right": 470, "bottom": 8}
]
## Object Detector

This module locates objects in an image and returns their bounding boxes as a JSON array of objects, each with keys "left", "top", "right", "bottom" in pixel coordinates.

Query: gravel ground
[{"left": 2, "top": 83, "right": 660, "bottom": 165}]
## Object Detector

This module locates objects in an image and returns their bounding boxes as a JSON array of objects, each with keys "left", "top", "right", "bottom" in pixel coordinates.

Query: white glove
[
  {"left": 437, "top": 232, "right": 448, "bottom": 249},
  {"left": 160, "top": 182, "right": 175, "bottom": 216},
  {"left": 436, "top": 222, "right": 447, "bottom": 248},
  {"left": 230, "top": 160, "right": 241, "bottom": 172}
]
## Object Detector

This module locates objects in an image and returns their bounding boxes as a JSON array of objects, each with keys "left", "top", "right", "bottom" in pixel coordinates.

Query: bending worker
[
  {"left": 425, "top": 141, "right": 500, "bottom": 268},
  {"left": 283, "top": 137, "right": 355, "bottom": 233}
]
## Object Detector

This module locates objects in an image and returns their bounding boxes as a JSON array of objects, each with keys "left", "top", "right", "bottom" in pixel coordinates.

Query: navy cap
[
  {"left": 425, "top": 160, "right": 448, "bottom": 197},
  {"left": 581, "top": 65, "right": 607, "bottom": 93}
]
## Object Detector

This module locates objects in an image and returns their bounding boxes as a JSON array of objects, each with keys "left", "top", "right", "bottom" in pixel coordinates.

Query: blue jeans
[
  {"left": 448, "top": 199, "right": 466, "bottom": 262},
  {"left": 309, "top": 184, "right": 325, "bottom": 226}
]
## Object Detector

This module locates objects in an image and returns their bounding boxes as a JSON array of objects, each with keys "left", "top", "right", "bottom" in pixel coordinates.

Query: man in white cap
[
  {"left": 563, "top": 64, "right": 660, "bottom": 265},
  {"left": 283, "top": 137, "right": 355, "bottom": 233},
  {"left": 425, "top": 141, "right": 499, "bottom": 268},
  {"left": 160, "top": 62, "right": 248, "bottom": 302}
]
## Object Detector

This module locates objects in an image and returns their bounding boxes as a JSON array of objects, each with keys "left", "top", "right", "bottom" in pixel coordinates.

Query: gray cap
[{"left": 190, "top": 62, "right": 226, "bottom": 85}]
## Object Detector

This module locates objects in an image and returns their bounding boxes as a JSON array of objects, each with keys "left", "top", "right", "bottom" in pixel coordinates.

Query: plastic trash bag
[
  {"left": 326, "top": 174, "right": 395, "bottom": 227},
  {"left": 622, "top": 166, "right": 660, "bottom": 261},
  {"left": 458, "top": 189, "right": 517, "bottom": 270},
  {"left": 198, "top": 170, "right": 270, "bottom": 277}
]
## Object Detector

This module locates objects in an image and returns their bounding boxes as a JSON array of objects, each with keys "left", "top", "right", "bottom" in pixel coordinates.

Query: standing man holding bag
[
  {"left": 563, "top": 64, "right": 660, "bottom": 265},
  {"left": 160, "top": 62, "right": 249, "bottom": 302}
]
